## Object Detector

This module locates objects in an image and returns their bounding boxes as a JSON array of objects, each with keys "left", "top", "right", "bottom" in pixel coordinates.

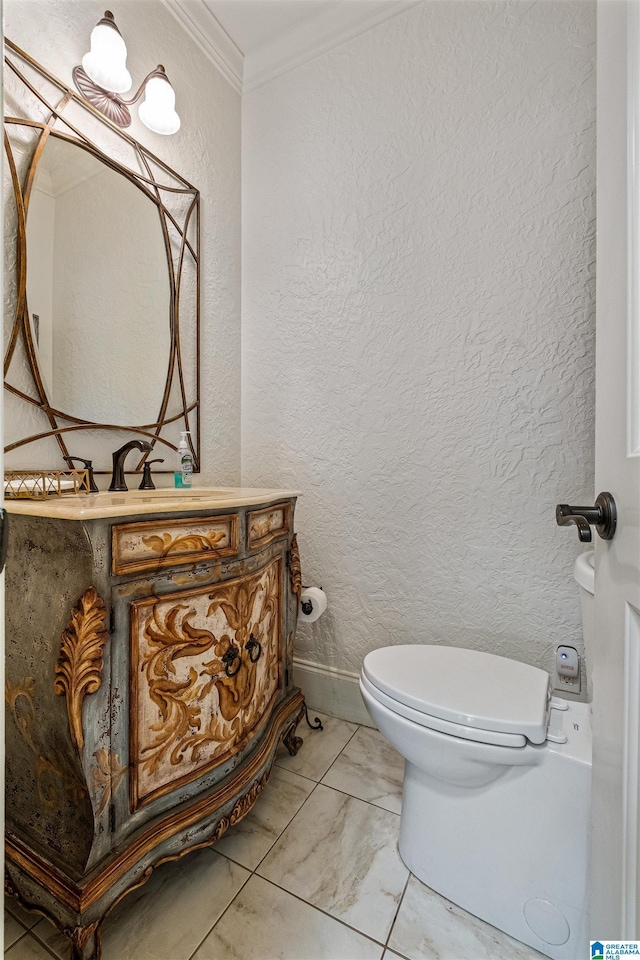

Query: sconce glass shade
[
  {"left": 82, "top": 13, "right": 132, "bottom": 94},
  {"left": 138, "top": 74, "right": 181, "bottom": 135}
]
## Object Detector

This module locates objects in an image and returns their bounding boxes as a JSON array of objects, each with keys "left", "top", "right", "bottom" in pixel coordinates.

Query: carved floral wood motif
[
  {"left": 130, "top": 557, "right": 283, "bottom": 807},
  {"left": 91, "top": 750, "right": 126, "bottom": 818},
  {"left": 53, "top": 587, "right": 109, "bottom": 752},
  {"left": 289, "top": 534, "right": 302, "bottom": 605},
  {"left": 142, "top": 530, "right": 226, "bottom": 556}
]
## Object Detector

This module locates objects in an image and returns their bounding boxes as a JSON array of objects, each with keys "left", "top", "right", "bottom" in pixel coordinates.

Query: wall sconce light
[{"left": 73, "top": 11, "right": 180, "bottom": 135}]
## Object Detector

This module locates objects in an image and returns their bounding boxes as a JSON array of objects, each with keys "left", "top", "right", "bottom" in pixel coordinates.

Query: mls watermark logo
[{"left": 591, "top": 941, "right": 640, "bottom": 958}]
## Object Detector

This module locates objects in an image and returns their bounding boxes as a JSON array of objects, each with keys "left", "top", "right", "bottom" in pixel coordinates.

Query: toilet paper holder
[
  {"left": 301, "top": 584, "right": 323, "bottom": 617},
  {"left": 298, "top": 585, "right": 325, "bottom": 733}
]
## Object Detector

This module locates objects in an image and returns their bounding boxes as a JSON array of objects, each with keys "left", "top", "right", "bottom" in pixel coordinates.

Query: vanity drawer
[
  {"left": 248, "top": 502, "right": 291, "bottom": 550},
  {"left": 112, "top": 514, "right": 239, "bottom": 575}
]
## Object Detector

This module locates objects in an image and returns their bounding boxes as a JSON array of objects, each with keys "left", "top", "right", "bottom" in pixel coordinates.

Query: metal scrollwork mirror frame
[{"left": 3, "top": 39, "right": 200, "bottom": 473}]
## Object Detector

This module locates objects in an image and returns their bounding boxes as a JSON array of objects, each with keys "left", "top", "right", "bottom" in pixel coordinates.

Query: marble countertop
[{"left": 5, "top": 487, "right": 301, "bottom": 520}]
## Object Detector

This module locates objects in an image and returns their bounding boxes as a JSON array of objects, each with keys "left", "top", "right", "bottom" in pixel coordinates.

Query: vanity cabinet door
[{"left": 128, "top": 555, "right": 284, "bottom": 811}]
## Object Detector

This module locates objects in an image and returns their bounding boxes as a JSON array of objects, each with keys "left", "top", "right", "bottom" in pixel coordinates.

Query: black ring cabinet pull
[
  {"left": 555, "top": 491, "right": 617, "bottom": 543},
  {"left": 246, "top": 633, "right": 262, "bottom": 664},
  {"left": 222, "top": 644, "right": 242, "bottom": 677}
]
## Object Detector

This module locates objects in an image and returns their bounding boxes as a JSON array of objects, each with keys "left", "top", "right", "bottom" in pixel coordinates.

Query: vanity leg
[
  {"left": 66, "top": 921, "right": 101, "bottom": 960},
  {"left": 5, "top": 874, "right": 101, "bottom": 960},
  {"left": 283, "top": 726, "right": 303, "bottom": 756},
  {"left": 282, "top": 707, "right": 304, "bottom": 756}
]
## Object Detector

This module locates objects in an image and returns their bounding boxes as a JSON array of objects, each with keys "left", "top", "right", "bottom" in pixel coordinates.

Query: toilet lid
[{"left": 362, "top": 645, "right": 550, "bottom": 744}]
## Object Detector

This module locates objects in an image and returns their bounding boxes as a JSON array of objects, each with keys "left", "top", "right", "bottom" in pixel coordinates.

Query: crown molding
[
  {"left": 242, "top": 0, "right": 422, "bottom": 94},
  {"left": 160, "top": 0, "right": 243, "bottom": 95},
  {"left": 163, "top": 0, "right": 422, "bottom": 97}
]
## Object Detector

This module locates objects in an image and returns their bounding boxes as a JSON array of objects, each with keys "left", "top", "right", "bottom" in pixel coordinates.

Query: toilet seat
[
  {"left": 361, "top": 673, "right": 527, "bottom": 746},
  {"left": 362, "top": 645, "right": 551, "bottom": 745}
]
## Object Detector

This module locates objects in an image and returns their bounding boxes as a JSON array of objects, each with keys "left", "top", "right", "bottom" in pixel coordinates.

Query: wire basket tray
[{"left": 4, "top": 469, "right": 90, "bottom": 500}]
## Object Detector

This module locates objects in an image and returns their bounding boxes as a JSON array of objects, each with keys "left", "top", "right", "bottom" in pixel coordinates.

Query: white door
[{"left": 592, "top": 0, "right": 640, "bottom": 938}]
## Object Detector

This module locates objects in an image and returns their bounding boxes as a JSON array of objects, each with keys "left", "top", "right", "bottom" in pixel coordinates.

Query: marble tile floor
[{"left": 5, "top": 712, "right": 547, "bottom": 960}]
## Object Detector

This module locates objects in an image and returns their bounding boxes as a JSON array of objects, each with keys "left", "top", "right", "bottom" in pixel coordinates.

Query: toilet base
[{"left": 398, "top": 701, "right": 591, "bottom": 960}]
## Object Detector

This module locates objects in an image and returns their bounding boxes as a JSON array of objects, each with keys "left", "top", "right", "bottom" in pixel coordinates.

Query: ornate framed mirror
[{"left": 4, "top": 39, "right": 200, "bottom": 474}]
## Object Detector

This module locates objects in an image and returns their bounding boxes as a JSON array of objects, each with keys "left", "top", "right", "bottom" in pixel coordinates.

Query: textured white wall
[
  {"left": 5, "top": 0, "right": 241, "bottom": 484},
  {"left": 241, "top": 1, "right": 597, "bottom": 686}
]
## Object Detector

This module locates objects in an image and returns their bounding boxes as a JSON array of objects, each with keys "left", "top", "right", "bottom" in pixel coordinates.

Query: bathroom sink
[
  {"left": 5, "top": 486, "right": 301, "bottom": 520},
  {"left": 105, "top": 487, "right": 235, "bottom": 505}
]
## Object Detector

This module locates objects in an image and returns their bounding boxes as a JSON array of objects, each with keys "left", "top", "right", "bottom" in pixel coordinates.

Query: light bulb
[
  {"left": 82, "top": 11, "right": 132, "bottom": 94},
  {"left": 138, "top": 74, "right": 181, "bottom": 136}
]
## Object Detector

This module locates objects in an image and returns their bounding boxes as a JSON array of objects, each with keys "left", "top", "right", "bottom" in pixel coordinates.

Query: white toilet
[{"left": 360, "top": 555, "right": 594, "bottom": 960}]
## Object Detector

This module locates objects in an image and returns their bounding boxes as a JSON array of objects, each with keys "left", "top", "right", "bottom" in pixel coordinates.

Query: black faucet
[{"left": 109, "top": 440, "right": 153, "bottom": 492}]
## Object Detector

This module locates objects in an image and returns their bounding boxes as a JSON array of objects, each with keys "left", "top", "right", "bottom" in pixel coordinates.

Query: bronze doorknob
[{"left": 556, "top": 491, "right": 617, "bottom": 542}]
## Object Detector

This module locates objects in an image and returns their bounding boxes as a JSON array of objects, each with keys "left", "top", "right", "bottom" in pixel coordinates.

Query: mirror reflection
[{"left": 26, "top": 135, "right": 170, "bottom": 425}]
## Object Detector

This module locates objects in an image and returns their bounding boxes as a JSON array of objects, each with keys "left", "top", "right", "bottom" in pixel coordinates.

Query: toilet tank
[{"left": 573, "top": 551, "right": 595, "bottom": 660}]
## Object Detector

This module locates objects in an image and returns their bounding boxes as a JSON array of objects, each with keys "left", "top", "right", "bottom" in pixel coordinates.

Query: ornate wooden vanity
[{"left": 5, "top": 489, "right": 306, "bottom": 960}]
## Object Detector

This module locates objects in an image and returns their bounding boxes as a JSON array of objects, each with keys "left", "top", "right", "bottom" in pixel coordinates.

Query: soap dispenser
[{"left": 175, "top": 431, "right": 193, "bottom": 488}]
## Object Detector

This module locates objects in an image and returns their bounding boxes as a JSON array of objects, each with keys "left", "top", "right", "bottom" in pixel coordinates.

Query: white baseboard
[{"left": 293, "top": 658, "right": 374, "bottom": 727}]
